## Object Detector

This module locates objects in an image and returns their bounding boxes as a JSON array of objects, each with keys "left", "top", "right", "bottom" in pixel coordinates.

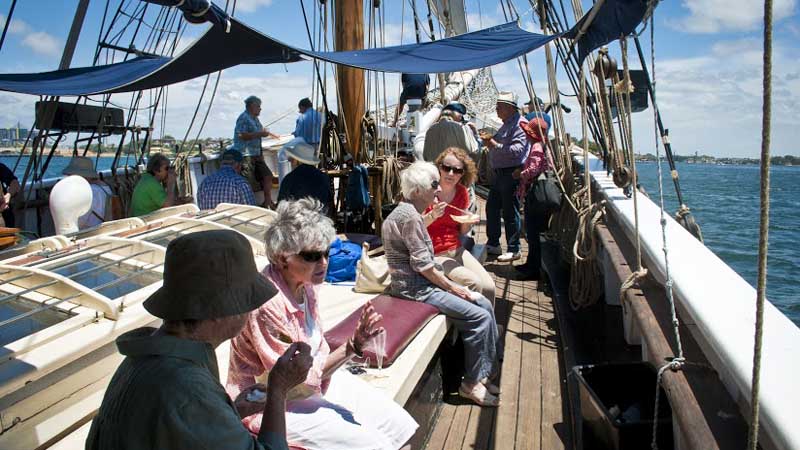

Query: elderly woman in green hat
[{"left": 87, "top": 230, "right": 313, "bottom": 450}]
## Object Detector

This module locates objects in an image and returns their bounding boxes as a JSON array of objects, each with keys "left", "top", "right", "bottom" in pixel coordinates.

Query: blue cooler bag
[{"left": 325, "top": 237, "right": 362, "bottom": 282}]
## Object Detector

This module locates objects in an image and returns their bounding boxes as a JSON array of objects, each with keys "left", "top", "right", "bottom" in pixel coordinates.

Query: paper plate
[{"left": 451, "top": 213, "right": 480, "bottom": 224}]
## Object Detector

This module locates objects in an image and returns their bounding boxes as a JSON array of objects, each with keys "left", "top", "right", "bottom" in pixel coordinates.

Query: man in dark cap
[
  {"left": 87, "top": 230, "right": 313, "bottom": 450},
  {"left": 422, "top": 102, "right": 479, "bottom": 162}
]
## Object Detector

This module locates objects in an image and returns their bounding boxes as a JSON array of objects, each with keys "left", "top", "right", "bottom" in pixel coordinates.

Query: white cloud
[
  {"left": 232, "top": 0, "right": 274, "bottom": 14},
  {"left": 672, "top": 0, "right": 797, "bottom": 33},
  {"left": 21, "top": 31, "right": 61, "bottom": 57}
]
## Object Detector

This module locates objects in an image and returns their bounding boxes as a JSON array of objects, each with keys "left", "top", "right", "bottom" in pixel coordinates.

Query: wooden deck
[{"left": 424, "top": 220, "right": 572, "bottom": 450}]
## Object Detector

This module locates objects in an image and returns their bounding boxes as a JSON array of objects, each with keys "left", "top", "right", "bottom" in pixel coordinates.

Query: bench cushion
[{"left": 324, "top": 295, "right": 439, "bottom": 367}]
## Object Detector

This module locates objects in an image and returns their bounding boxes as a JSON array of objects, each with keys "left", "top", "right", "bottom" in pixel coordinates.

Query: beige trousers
[{"left": 435, "top": 247, "right": 496, "bottom": 305}]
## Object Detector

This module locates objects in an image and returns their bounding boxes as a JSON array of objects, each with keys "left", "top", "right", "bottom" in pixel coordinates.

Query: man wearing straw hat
[
  {"left": 479, "top": 92, "right": 529, "bottom": 263},
  {"left": 62, "top": 156, "right": 114, "bottom": 230},
  {"left": 87, "top": 230, "right": 313, "bottom": 450},
  {"left": 277, "top": 140, "right": 332, "bottom": 213},
  {"left": 197, "top": 149, "right": 256, "bottom": 210}
]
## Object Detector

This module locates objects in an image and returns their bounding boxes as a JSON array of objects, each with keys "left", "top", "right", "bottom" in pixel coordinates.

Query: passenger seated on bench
[
  {"left": 227, "top": 198, "right": 418, "bottom": 450},
  {"left": 423, "top": 147, "right": 495, "bottom": 305},
  {"left": 382, "top": 162, "right": 502, "bottom": 407}
]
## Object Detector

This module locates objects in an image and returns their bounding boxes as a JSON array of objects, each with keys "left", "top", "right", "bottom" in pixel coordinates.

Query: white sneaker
[
  {"left": 486, "top": 245, "right": 502, "bottom": 255},
  {"left": 497, "top": 252, "right": 521, "bottom": 262}
]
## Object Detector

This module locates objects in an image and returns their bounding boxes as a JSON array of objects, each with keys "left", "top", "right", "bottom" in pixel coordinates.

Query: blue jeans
[
  {"left": 486, "top": 168, "right": 521, "bottom": 253},
  {"left": 420, "top": 289, "right": 501, "bottom": 383}
]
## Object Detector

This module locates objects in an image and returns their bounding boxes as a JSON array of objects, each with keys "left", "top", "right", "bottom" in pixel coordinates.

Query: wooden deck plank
[
  {"left": 426, "top": 402, "right": 457, "bottom": 450},
  {"left": 539, "top": 287, "right": 570, "bottom": 449},
  {"left": 514, "top": 280, "right": 543, "bottom": 450},
  {"left": 424, "top": 201, "right": 571, "bottom": 450}
]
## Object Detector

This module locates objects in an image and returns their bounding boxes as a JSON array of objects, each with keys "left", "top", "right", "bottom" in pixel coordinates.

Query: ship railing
[{"left": 579, "top": 152, "right": 800, "bottom": 450}]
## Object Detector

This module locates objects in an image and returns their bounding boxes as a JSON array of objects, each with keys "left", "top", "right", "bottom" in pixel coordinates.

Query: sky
[{"left": 0, "top": 0, "right": 797, "bottom": 158}]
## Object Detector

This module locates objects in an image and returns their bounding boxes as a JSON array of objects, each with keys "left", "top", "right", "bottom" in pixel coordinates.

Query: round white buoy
[{"left": 50, "top": 175, "right": 93, "bottom": 235}]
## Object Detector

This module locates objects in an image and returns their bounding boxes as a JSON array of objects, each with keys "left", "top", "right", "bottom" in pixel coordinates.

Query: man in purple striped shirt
[{"left": 479, "top": 92, "right": 529, "bottom": 262}]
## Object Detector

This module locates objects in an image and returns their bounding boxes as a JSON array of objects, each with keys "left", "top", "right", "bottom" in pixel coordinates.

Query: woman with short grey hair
[
  {"left": 228, "top": 198, "right": 418, "bottom": 449},
  {"left": 382, "top": 161, "right": 501, "bottom": 407}
]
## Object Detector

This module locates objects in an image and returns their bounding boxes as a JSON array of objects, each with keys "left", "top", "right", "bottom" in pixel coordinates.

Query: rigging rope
[{"left": 747, "top": 1, "right": 773, "bottom": 448}]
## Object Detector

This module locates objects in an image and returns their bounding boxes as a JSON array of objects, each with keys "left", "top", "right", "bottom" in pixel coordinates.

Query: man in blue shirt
[
  {"left": 479, "top": 92, "right": 529, "bottom": 262},
  {"left": 292, "top": 98, "right": 323, "bottom": 150},
  {"left": 232, "top": 95, "right": 279, "bottom": 208},
  {"left": 197, "top": 149, "right": 256, "bottom": 210},
  {"left": 524, "top": 97, "right": 553, "bottom": 130}
]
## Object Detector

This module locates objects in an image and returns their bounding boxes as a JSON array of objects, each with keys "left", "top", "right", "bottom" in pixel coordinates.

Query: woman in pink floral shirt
[
  {"left": 513, "top": 117, "right": 552, "bottom": 280},
  {"left": 227, "top": 198, "right": 417, "bottom": 450}
]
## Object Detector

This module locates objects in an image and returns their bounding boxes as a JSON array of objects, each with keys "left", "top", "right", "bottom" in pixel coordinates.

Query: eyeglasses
[
  {"left": 439, "top": 163, "right": 465, "bottom": 175},
  {"left": 298, "top": 249, "right": 330, "bottom": 263},
  {"left": 431, "top": 180, "right": 440, "bottom": 190}
]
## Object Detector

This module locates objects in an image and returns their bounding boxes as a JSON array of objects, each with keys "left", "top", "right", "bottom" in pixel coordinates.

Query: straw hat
[
  {"left": 144, "top": 230, "right": 278, "bottom": 320},
  {"left": 62, "top": 156, "right": 99, "bottom": 179},
  {"left": 496, "top": 91, "right": 519, "bottom": 107},
  {"left": 283, "top": 138, "right": 320, "bottom": 165}
]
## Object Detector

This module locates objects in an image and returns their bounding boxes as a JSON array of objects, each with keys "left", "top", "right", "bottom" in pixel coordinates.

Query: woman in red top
[{"left": 424, "top": 147, "right": 496, "bottom": 304}]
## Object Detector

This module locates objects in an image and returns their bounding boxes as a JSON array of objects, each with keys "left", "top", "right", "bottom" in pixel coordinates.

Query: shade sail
[
  {"left": 0, "top": 19, "right": 557, "bottom": 96},
  {"left": 0, "top": 0, "right": 651, "bottom": 96},
  {"left": 565, "top": 0, "right": 651, "bottom": 63}
]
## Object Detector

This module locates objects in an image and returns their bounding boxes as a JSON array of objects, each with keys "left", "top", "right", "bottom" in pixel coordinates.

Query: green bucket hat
[{"left": 144, "top": 230, "right": 277, "bottom": 320}]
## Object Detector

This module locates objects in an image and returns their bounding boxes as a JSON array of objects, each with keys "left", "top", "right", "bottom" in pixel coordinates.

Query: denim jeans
[
  {"left": 420, "top": 289, "right": 501, "bottom": 383},
  {"left": 486, "top": 168, "right": 521, "bottom": 253}
]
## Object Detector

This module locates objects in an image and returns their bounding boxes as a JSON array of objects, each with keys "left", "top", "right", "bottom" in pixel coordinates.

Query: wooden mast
[{"left": 334, "top": 0, "right": 365, "bottom": 161}]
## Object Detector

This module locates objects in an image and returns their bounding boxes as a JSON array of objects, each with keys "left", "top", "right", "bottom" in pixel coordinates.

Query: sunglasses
[
  {"left": 298, "top": 249, "right": 330, "bottom": 263},
  {"left": 439, "top": 163, "right": 465, "bottom": 175}
]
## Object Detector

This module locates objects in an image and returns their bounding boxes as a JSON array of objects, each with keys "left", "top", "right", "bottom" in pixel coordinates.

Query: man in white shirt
[{"left": 62, "top": 156, "right": 113, "bottom": 230}]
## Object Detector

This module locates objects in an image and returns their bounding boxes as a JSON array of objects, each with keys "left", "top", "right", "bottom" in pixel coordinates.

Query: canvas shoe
[
  {"left": 497, "top": 251, "right": 521, "bottom": 262},
  {"left": 486, "top": 244, "right": 502, "bottom": 255}
]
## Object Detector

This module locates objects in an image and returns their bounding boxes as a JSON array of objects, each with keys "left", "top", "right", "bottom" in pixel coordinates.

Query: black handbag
[{"left": 527, "top": 170, "right": 562, "bottom": 214}]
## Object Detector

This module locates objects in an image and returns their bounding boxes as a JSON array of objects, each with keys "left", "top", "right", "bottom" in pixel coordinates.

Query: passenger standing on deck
[
  {"left": 277, "top": 141, "right": 332, "bottom": 213},
  {"left": 227, "top": 198, "right": 418, "bottom": 450},
  {"left": 514, "top": 118, "right": 552, "bottom": 280},
  {"left": 479, "top": 92, "right": 528, "bottom": 263},
  {"left": 392, "top": 73, "right": 430, "bottom": 126},
  {"left": 197, "top": 149, "right": 256, "bottom": 210},
  {"left": 233, "top": 95, "right": 279, "bottom": 209},
  {"left": 424, "top": 147, "right": 495, "bottom": 304},
  {"left": 524, "top": 97, "right": 553, "bottom": 130},
  {"left": 292, "top": 98, "right": 323, "bottom": 151},
  {"left": 383, "top": 161, "right": 501, "bottom": 407},
  {"left": 130, "top": 153, "right": 176, "bottom": 216},
  {"left": 87, "top": 230, "right": 314, "bottom": 450},
  {"left": 62, "top": 156, "right": 114, "bottom": 229}
]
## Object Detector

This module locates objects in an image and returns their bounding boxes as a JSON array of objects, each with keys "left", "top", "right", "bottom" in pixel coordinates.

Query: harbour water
[
  {"left": 1, "top": 156, "right": 798, "bottom": 326},
  {"left": 635, "top": 162, "right": 800, "bottom": 326}
]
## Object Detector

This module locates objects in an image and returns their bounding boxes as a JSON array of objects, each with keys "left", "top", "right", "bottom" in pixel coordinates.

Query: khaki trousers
[{"left": 435, "top": 247, "right": 496, "bottom": 306}]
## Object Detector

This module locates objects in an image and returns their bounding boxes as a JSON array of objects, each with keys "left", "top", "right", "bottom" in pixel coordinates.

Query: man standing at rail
[{"left": 233, "top": 95, "right": 280, "bottom": 209}]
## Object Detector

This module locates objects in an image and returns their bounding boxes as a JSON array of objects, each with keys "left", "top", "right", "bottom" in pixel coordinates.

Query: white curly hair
[
  {"left": 400, "top": 161, "right": 440, "bottom": 200},
  {"left": 263, "top": 198, "right": 336, "bottom": 263}
]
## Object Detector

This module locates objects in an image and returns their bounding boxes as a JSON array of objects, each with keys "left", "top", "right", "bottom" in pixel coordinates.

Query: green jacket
[
  {"left": 131, "top": 173, "right": 167, "bottom": 216},
  {"left": 86, "top": 328, "right": 287, "bottom": 450}
]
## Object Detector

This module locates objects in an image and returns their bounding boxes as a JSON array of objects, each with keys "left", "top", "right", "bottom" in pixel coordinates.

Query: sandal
[
  {"left": 459, "top": 383, "right": 500, "bottom": 407},
  {"left": 481, "top": 378, "right": 501, "bottom": 395}
]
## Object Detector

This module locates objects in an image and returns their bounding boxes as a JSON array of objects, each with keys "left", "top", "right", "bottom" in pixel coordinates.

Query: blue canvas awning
[{"left": 0, "top": 0, "right": 651, "bottom": 96}]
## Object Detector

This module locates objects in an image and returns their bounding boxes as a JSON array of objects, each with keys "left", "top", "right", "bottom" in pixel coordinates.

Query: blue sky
[{"left": 0, "top": 0, "right": 797, "bottom": 158}]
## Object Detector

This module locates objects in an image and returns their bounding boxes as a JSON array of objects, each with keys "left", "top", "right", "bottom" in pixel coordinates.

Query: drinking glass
[{"left": 373, "top": 329, "right": 387, "bottom": 372}]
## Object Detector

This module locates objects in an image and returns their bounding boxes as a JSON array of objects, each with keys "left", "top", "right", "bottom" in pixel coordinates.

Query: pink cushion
[{"left": 324, "top": 295, "right": 439, "bottom": 367}]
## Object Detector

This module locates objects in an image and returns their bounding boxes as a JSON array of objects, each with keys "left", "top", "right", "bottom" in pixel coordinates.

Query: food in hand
[{"left": 450, "top": 213, "right": 480, "bottom": 224}]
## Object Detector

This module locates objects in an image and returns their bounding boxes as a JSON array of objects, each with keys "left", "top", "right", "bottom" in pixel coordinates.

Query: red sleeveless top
[{"left": 425, "top": 184, "right": 469, "bottom": 254}]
